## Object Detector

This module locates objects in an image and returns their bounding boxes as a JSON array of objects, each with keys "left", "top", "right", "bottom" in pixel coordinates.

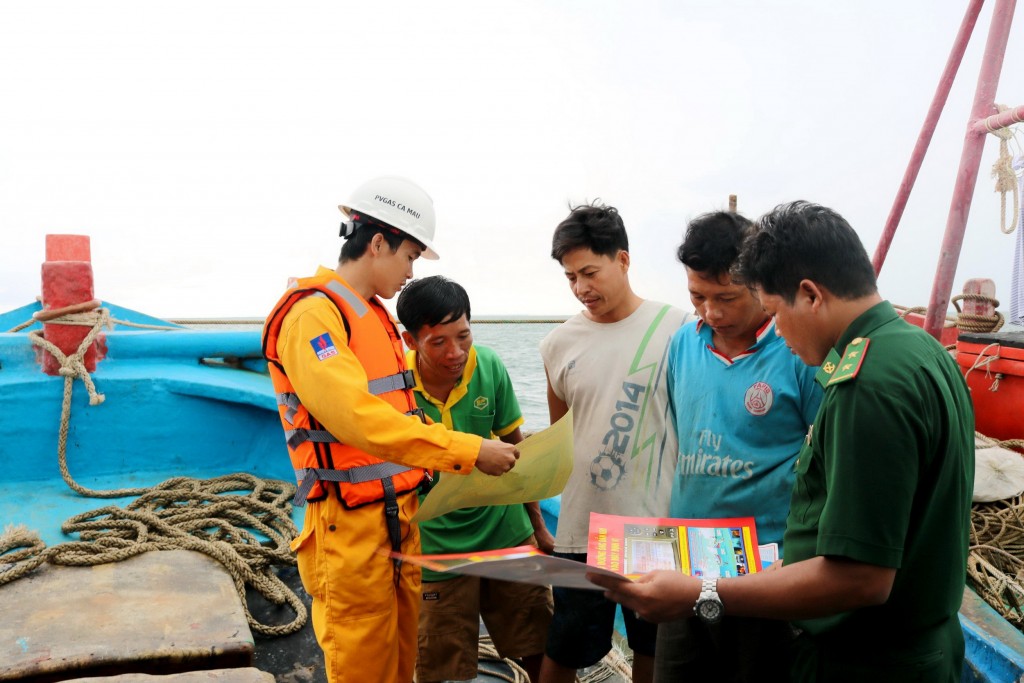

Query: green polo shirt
[
  {"left": 784, "top": 301, "right": 974, "bottom": 681},
  {"left": 408, "top": 344, "right": 532, "bottom": 582}
]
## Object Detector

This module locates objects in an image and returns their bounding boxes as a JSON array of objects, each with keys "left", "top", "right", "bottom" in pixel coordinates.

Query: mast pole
[
  {"left": 925, "top": 0, "right": 1018, "bottom": 339},
  {"left": 872, "top": 0, "right": 984, "bottom": 276}
]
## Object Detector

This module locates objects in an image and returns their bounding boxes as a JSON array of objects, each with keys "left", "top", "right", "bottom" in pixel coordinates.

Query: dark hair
[
  {"left": 735, "top": 201, "right": 877, "bottom": 303},
  {"left": 678, "top": 211, "right": 753, "bottom": 278},
  {"left": 550, "top": 201, "right": 629, "bottom": 262},
  {"left": 339, "top": 212, "right": 425, "bottom": 263},
  {"left": 396, "top": 275, "right": 472, "bottom": 338}
]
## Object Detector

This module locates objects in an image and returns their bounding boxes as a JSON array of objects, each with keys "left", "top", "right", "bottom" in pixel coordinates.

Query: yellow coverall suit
[{"left": 276, "top": 271, "right": 481, "bottom": 683}]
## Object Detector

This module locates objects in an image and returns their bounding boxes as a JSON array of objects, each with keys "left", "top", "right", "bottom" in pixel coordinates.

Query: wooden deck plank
[
  {"left": 71, "top": 668, "right": 275, "bottom": 683},
  {"left": 0, "top": 550, "right": 254, "bottom": 682}
]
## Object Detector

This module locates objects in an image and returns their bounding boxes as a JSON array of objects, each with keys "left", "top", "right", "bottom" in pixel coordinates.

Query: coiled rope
[
  {"left": 969, "top": 433, "right": 1024, "bottom": 628},
  {"left": 894, "top": 294, "right": 1004, "bottom": 353},
  {"left": 471, "top": 633, "right": 632, "bottom": 682},
  {"left": 2, "top": 304, "right": 307, "bottom": 637},
  {"left": 578, "top": 636, "right": 634, "bottom": 683},
  {"left": 476, "top": 634, "right": 531, "bottom": 683},
  {"left": 952, "top": 293, "right": 1005, "bottom": 335}
]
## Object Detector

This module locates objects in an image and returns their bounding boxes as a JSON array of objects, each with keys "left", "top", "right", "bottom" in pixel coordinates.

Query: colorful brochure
[
  {"left": 391, "top": 512, "right": 765, "bottom": 590},
  {"left": 389, "top": 544, "right": 627, "bottom": 590},
  {"left": 587, "top": 512, "right": 763, "bottom": 580}
]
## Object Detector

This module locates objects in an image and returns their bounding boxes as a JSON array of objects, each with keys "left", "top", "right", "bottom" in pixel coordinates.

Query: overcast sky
[{"left": 1, "top": 1, "right": 1021, "bottom": 320}]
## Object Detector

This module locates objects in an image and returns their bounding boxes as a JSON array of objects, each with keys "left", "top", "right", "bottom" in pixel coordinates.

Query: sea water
[
  {"left": 469, "top": 321, "right": 560, "bottom": 433},
  {"left": 195, "top": 319, "right": 561, "bottom": 432}
]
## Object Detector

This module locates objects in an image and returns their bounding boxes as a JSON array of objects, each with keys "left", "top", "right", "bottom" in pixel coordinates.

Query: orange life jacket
[{"left": 262, "top": 273, "right": 428, "bottom": 508}]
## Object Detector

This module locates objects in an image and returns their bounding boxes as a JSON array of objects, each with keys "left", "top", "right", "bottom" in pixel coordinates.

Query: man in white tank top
[{"left": 538, "top": 202, "right": 691, "bottom": 683}]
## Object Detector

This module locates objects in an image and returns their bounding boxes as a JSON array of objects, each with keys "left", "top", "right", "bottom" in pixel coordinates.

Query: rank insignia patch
[
  {"left": 827, "top": 337, "right": 870, "bottom": 386},
  {"left": 310, "top": 332, "right": 339, "bottom": 361},
  {"left": 815, "top": 349, "right": 842, "bottom": 388}
]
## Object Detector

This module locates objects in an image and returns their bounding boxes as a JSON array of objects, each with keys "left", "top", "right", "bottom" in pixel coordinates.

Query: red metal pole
[
  {"left": 872, "top": 0, "right": 985, "bottom": 275},
  {"left": 925, "top": 0, "right": 1018, "bottom": 339},
  {"left": 970, "top": 103, "right": 1024, "bottom": 133}
]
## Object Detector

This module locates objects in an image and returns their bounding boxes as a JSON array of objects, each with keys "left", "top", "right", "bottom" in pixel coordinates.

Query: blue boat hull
[{"left": 0, "top": 301, "right": 299, "bottom": 547}]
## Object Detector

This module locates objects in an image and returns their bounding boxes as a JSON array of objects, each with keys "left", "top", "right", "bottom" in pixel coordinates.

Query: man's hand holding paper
[{"left": 413, "top": 409, "right": 574, "bottom": 522}]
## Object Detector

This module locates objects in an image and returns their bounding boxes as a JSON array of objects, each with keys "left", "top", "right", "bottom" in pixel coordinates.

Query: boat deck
[
  {"left": 73, "top": 671, "right": 275, "bottom": 683},
  {"left": 0, "top": 550, "right": 254, "bottom": 682}
]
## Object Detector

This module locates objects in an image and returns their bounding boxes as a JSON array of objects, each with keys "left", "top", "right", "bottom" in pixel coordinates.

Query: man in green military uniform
[
  {"left": 396, "top": 275, "right": 554, "bottom": 683},
  {"left": 589, "top": 201, "right": 975, "bottom": 682}
]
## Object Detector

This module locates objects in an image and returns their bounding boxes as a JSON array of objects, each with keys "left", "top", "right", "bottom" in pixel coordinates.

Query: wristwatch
[{"left": 693, "top": 578, "right": 724, "bottom": 624}]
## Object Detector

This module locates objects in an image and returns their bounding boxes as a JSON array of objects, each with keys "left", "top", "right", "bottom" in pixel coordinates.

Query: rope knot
[{"left": 989, "top": 104, "right": 1020, "bottom": 234}]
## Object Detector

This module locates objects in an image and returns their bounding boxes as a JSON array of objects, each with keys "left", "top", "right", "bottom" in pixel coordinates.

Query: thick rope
[
  {"left": 20, "top": 305, "right": 250, "bottom": 499},
  {"left": 894, "top": 297, "right": 1004, "bottom": 336},
  {"left": 989, "top": 104, "right": 1020, "bottom": 235},
  {"left": 476, "top": 634, "right": 531, "bottom": 683},
  {"left": 962, "top": 342, "right": 1006, "bottom": 393},
  {"left": 7, "top": 302, "right": 184, "bottom": 334},
  {"left": 969, "top": 433, "right": 1024, "bottom": 627},
  {"left": 952, "top": 293, "right": 1005, "bottom": 334},
  {"left": 27, "top": 309, "right": 121, "bottom": 497},
  {"left": 471, "top": 630, "right": 632, "bottom": 682},
  {"left": 578, "top": 635, "right": 634, "bottom": 683},
  {"left": 3, "top": 307, "right": 308, "bottom": 637},
  {"left": 0, "top": 526, "right": 50, "bottom": 580},
  {"left": 0, "top": 476, "right": 306, "bottom": 636}
]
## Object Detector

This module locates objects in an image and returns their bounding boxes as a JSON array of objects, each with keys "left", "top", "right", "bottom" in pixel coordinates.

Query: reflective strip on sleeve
[{"left": 325, "top": 280, "right": 369, "bottom": 317}]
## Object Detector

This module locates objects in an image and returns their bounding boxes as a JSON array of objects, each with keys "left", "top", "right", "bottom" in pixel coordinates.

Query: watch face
[{"left": 697, "top": 598, "right": 723, "bottom": 623}]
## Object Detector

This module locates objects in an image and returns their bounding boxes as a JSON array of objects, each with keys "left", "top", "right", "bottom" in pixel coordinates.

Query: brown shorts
[{"left": 415, "top": 554, "right": 553, "bottom": 682}]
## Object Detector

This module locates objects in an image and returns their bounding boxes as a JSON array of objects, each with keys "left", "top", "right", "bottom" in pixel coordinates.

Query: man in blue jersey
[{"left": 656, "top": 210, "right": 822, "bottom": 682}]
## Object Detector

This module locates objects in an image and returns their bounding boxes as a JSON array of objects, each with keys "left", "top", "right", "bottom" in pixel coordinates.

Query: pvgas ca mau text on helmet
[{"left": 339, "top": 176, "right": 439, "bottom": 259}]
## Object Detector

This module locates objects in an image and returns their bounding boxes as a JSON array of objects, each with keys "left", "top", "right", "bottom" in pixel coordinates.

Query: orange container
[{"left": 956, "top": 331, "right": 1024, "bottom": 441}]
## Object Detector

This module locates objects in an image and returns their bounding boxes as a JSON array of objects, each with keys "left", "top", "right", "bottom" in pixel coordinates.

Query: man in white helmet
[{"left": 262, "top": 176, "right": 520, "bottom": 683}]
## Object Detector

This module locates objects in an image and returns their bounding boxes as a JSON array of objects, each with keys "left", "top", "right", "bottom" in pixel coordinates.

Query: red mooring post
[
  {"left": 961, "top": 277, "right": 997, "bottom": 321},
  {"left": 39, "top": 234, "right": 104, "bottom": 375}
]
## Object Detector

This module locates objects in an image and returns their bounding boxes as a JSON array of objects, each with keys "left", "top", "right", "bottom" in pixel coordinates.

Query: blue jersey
[{"left": 667, "top": 318, "right": 822, "bottom": 551}]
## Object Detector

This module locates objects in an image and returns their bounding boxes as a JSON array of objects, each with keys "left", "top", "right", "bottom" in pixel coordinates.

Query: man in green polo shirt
[
  {"left": 588, "top": 201, "right": 974, "bottom": 682},
  {"left": 396, "top": 275, "right": 554, "bottom": 683}
]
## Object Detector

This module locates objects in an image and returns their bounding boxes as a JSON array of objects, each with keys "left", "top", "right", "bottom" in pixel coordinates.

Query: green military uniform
[{"left": 784, "top": 301, "right": 975, "bottom": 682}]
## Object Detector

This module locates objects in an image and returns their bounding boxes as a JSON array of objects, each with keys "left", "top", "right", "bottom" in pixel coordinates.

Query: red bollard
[
  {"left": 39, "top": 234, "right": 106, "bottom": 375},
  {"left": 961, "top": 278, "right": 996, "bottom": 320}
]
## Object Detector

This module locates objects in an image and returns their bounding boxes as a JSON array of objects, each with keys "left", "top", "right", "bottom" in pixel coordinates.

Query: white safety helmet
[{"left": 339, "top": 175, "right": 439, "bottom": 259}]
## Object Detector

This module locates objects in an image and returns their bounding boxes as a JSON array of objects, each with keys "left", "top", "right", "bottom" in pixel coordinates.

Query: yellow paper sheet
[{"left": 412, "top": 408, "right": 574, "bottom": 523}]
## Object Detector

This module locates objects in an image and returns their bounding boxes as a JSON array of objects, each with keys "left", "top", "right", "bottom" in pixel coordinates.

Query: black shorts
[
  {"left": 544, "top": 552, "right": 657, "bottom": 668},
  {"left": 655, "top": 615, "right": 794, "bottom": 682}
]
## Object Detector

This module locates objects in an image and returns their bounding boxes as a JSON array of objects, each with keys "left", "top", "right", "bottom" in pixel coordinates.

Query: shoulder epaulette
[
  {"left": 827, "top": 337, "right": 870, "bottom": 386},
  {"left": 815, "top": 348, "right": 842, "bottom": 388}
]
